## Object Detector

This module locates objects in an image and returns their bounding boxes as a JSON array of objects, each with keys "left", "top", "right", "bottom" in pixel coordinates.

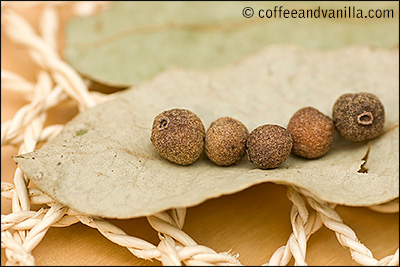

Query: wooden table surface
[{"left": 1, "top": 4, "right": 398, "bottom": 266}]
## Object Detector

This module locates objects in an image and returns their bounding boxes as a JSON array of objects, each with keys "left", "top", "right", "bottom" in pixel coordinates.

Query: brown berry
[
  {"left": 150, "top": 108, "right": 205, "bottom": 165},
  {"left": 246, "top": 124, "right": 293, "bottom": 169},
  {"left": 287, "top": 107, "right": 334, "bottom": 159},
  {"left": 205, "top": 117, "right": 249, "bottom": 166},
  {"left": 332, "top": 92, "right": 385, "bottom": 141}
]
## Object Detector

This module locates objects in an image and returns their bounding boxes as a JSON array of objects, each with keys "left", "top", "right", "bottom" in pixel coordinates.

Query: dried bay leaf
[
  {"left": 65, "top": 1, "right": 399, "bottom": 87},
  {"left": 15, "top": 46, "right": 399, "bottom": 219}
]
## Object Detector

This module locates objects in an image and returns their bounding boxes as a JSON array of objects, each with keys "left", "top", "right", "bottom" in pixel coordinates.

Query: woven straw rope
[{"left": 1, "top": 2, "right": 398, "bottom": 266}]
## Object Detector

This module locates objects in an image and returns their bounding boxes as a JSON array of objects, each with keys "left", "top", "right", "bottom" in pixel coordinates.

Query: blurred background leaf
[{"left": 65, "top": 1, "right": 399, "bottom": 87}]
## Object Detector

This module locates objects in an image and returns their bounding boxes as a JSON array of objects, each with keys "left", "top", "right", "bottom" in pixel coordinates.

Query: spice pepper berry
[
  {"left": 246, "top": 124, "right": 293, "bottom": 169},
  {"left": 150, "top": 108, "right": 205, "bottom": 165},
  {"left": 287, "top": 107, "right": 334, "bottom": 159},
  {"left": 332, "top": 92, "right": 385, "bottom": 141},
  {"left": 205, "top": 117, "right": 249, "bottom": 166}
]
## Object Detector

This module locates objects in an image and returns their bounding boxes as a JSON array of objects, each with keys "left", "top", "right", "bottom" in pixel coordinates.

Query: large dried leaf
[
  {"left": 65, "top": 1, "right": 399, "bottom": 87},
  {"left": 15, "top": 46, "right": 399, "bottom": 219}
]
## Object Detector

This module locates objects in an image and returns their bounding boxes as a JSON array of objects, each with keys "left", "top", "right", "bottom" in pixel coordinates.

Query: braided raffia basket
[{"left": 1, "top": 2, "right": 398, "bottom": 265}]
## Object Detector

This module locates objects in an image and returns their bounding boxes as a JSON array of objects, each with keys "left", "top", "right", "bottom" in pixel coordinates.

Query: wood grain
[{"left": 1, "top": 4, "right": 398, "bottom": 266}]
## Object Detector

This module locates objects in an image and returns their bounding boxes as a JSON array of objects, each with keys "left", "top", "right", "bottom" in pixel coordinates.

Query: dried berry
[
  {"left": 150, "top": 108, "right": 205, "bottom": 165},
  {"left": 205, "top": 117, "right": 249, "bottom": 166},
  {"left": 332, "top": 92, "right": 385, "bottom": 141},
  {"left": 287, "top": 107, "right": 334, "bottom": 159},
  {"left": 246, "top": 124, "right": 293, "bottom": 169}
]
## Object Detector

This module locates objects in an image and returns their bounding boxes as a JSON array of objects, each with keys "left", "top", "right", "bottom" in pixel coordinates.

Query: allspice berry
[
  {"left": 332, "top": 92, "right": 385, "bottom": 141},
  {"left": 246, "top": 124, "right": 293, "bottom": 169},
  {"left": 205, "top": 117, "right": 249, "bottom": 166},
  {"left": 150, "top": 108, "right": 205, "bottom": 165},
  {"left": 287, "top": 107, "right": 334, "bottom": 159}
]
